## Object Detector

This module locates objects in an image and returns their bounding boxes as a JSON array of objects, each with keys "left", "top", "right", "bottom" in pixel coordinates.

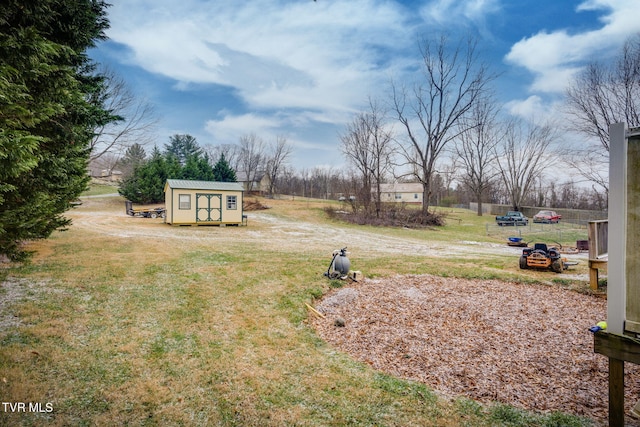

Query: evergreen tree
[
  {"left": 119, "top": 145, "right": 219, "bottom": 203},
  {"left": 0, "top": 0, "right": 111, "bottom": 260},
  {"left": 118, "top": 143, "right": 146, "bottom": 178},
  {"left": 180, "top": 154, "right": 215, "bottom": 181},
  {"left": 164, "top": 134, "right": 202, "bottom": 166},
  {"left": 213, "top": 154, "right": 237, "bottom": 182},
  {"left": 118, "top": 147, "right": 180, "bottom": 203}
]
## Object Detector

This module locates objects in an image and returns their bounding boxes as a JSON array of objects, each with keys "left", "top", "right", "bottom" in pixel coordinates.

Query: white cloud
[
  {"left": 421, "top": 0, "right": 502, "bottom": 34},
  {"left": 204, "top": 113, "right": 281, "bottom": 144},
  {"left": 204, "top": 111, "right": 337, "bottom": 163},
  {"left": 104, "top": 0, "right": 410, "bottom": 114},
  {"left": 505, "top": 0, "right": 640, "bottom": 94},
  {"left": 505, "top": 95, "right": 541, "bottom": 118}
]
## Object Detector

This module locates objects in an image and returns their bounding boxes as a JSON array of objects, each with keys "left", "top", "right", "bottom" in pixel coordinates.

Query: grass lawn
[
  {"left": 0, "top": 193, "right": 596, "bottom": 426},
  {"left": 80, "top": 181, "right": 119, "bottom": 197}
]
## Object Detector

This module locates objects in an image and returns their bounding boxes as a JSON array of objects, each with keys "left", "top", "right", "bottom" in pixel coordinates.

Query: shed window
[
  {"left": 227, "top": 195, "right": 237, "bottom": 210},
  {"left": 179, "top": 194, "right": 191, "bottom": 210}
]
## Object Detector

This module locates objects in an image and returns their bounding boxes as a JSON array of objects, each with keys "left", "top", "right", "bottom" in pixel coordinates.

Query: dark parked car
[
  {"left": 496, "top": 211, "right": 528, "bottom": 226},
  {"left": 533, "top": 210, "right": 561, "bottom": 223}
]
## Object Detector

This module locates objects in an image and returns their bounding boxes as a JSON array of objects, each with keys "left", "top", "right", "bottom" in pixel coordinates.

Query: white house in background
[
  {"left": 235, "top": 171, "right": 271, "bottom": 194},
  {"left": 377, "top": 183, "right": 423, "bottom": 204}
]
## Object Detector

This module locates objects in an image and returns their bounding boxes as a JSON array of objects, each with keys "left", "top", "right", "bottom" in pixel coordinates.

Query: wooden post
[
  {"left": 609, "top": 358, "right": 625, "bottom": 427},
  {"left": 588, "top": 260, "right": 599, "bottom": 291},
  {"left": 608, "top": 123, "right": 627, "bottom": 335},
  {"left": 596, "top": 124, "right": 640, "bottom": 425},
  {"left": 594, "top": 331, "right": 640, "bottom": 426},
  {"left": 588, "top": 259, "right": 607, "bottom": 291},
  {"left": 589, "top": 263, "right": 599, "bottom": 291},
  {"left": 587, "top": 220, "right": 608, "bottom": 291}
]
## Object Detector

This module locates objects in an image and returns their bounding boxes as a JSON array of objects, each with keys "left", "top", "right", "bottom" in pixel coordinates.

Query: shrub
[{"left": 325, "top": 204, "right": 446, "bottom": 228}]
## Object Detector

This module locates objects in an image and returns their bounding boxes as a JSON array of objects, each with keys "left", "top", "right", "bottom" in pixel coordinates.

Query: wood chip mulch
[{"left": 311, "top": 275, "right": 640, "bottom": 426}]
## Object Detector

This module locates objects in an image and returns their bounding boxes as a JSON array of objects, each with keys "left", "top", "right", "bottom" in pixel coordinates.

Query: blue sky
[{"left": 89, "top": 0, "right": 640, "bottom": 170}]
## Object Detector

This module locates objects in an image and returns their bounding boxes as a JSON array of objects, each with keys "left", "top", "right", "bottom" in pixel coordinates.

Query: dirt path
[{"left": 69, "top": 198, "right": 588, "bottom": 262}]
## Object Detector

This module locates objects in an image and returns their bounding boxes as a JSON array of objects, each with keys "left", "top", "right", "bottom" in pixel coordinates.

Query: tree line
[
  {"left": 117, "top": 134, "right": 236, "bottom": 204},
  {"left": 98, "top": 33, "right": 639, "bottom": 222},
  {"left": 113, "top": 132, "right": 294, "bottom": 204},
  {"left": 263, "top": 166, "right": 607, "bottom": 211},
  {"left": 338, "top": 33, "right": 640, "bottom": 220}
]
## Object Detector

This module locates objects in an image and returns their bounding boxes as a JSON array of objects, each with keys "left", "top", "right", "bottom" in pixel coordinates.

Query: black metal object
[
  {"left": 324, "top": 247, "right": 350, "bottom": 279},
  {"left": 124, "top": 200, "right": 166, "bottom": 218}
]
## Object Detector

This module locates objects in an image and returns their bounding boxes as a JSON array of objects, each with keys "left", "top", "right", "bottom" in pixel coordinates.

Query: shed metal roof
[{"left": 165, "top": 179, "right": 244, "bottom": 192}]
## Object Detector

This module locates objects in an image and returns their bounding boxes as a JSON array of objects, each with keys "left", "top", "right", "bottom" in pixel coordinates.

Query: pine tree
[
  {"left": 213, "top": 154, "right": 237, "bottom": 182},
  {"left": 164, "top": 134, "right": 202, "bottom": 166},
  {"left": 180, "top": 154, "right": 214, "bottom": 181},
  {"left": 118, "top": 147, "right": 180, "bottom": 204},
  {"left": 118, "top": 143, "right": 147, "bottom": 178},
  {"left": 0, "top": 0, "right": 111, "bottom": 260},
  {"left": 119, "top": 146, "right": 219, "bottom": 203}
]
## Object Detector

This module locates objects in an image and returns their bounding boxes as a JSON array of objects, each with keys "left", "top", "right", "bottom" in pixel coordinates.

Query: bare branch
[
  {"left": 266, "top": 136, "right": 293, "bottom": 195},
  {"left": 90, "top": 67, "right": 158, "bottom": 163},
  {"left": 494, "top": 118, "right": 559, "bottom": 211},
  {"left": 391, "top": 33, "right": 494, "bottom": 214},
  {"left": 564, "top": 33, "right": 640, "bottom": 193},
  {"left": 340, "top": 98, "right": 395, "bottom": 217}
]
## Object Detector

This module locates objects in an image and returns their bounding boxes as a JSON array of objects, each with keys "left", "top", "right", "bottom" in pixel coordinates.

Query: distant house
[
  {"left": 377, "top": 183, "right": 423, "bottom": 204},
  {"left": 88, "top": 168, "right": 123, "bottom": 182},
  {"left": 236, "top": 171, "right": 271, "bottom": 194},
  {"left": 164, "top": 179, "right": 245, "bottom": 226}
]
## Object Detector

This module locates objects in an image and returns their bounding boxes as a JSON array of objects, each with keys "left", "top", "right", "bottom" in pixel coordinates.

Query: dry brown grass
[{"left": 0, "top": 195, "right": 600, "bottom": 426}]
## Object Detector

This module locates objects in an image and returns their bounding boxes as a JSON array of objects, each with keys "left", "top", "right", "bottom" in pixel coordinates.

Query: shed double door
[{"left": 196, "top": 193, "right": 222, "bottom": 222}]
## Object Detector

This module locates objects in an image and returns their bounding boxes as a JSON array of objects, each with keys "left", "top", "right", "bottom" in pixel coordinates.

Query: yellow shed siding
[{"left": 164, "top": 180, "right": 244, "bottom": 226}]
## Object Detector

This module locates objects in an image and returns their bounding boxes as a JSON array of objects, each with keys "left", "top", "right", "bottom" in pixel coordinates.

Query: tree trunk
[{"left": 422, "top": 182, "right": 430, "bottom": 216}]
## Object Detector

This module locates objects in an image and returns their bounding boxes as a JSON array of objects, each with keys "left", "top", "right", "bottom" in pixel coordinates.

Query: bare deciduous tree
[
  {"left": 565, "top": 34, "right": 640, "bottom": 194},
  {"left": 340, "top": 99, "right": 395, "bottom": 217},
  {"left": 91, "top": 68, "right": 157, "bottom": 167},
  {"left": 495, "top": 118, "right": 559, "bottom": 211},
  {"left": 391, "top": 34, "right": 493, "bottom": 216},
  {"left": 434, "top": 157, "right": 459, "bottom": 206},
  {"left": 266, "top": 136, "right": 293, "bottom": 196},
  {"left": 238, "top": 133, "right": 266, "bottom": 192},
  {"left": 454, "top": 96, "right": 502, "bottom": 215},
  {"left": 309, "top": 167, "right": 334, "bottom": 199},
  {"left": 205, "top": 143, "right": 241, "bottom": 172}
]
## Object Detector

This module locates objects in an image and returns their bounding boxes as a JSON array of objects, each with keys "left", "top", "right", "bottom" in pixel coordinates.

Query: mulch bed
[{"left": 311, "top": 274, "right": 640, "bottom": 426}]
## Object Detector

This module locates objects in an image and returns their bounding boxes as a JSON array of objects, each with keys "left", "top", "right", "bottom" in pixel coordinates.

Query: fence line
[
  {"left": 469, "top": 203, "right": 607, "bottom": 226},
  {"left": 485, "top": 221, "right": 588, "bottom": 246}
]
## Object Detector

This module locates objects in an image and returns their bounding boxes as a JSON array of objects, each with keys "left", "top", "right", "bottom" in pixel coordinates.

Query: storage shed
[{"left": 164, "top": 179, "right": 245, "bottom": 226}]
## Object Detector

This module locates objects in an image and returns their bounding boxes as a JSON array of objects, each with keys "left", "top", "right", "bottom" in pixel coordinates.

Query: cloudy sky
[{"left": 89, "top": 0, "right": 640, "bottom": 169}]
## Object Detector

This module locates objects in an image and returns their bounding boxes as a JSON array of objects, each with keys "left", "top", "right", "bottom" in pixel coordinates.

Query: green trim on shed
[{"left": 164, "top": 179, "right": 245, "bottom": 226}]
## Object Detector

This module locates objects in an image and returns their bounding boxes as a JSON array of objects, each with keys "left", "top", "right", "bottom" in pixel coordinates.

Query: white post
[{"left": 608, "top": 123, "right": 627, "bottom": 335}]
